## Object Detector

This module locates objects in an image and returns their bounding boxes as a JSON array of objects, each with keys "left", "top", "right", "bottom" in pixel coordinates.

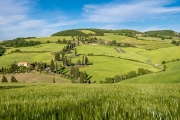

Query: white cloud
[
  {"left": 0, "top": 0, "right": 80, "bottom": 40},
  {"left": 83, "top": 0, "right": 180, "bottom": 23}
]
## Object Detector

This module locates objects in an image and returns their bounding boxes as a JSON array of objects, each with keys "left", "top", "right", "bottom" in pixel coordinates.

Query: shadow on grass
[{"left": 0, "top": 86, "right": 27, "bottom": 90}]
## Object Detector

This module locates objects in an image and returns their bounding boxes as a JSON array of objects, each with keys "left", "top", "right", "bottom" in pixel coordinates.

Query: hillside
[
  {"left": 120, "top": 61, "right": 180, "bottom": 83},
  {"left": 0, "top": 28, "right": 180, "bottom": 83}
]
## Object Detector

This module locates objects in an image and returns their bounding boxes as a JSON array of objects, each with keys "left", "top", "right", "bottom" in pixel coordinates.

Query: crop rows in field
[{"left": 0, "top": 84, "right": 179, "bottom": 119}]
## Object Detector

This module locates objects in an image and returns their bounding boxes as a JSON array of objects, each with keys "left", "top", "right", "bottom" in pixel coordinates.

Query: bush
[
  {"left": 1, "top": 75, "right": 8, "bottom": 83},
  {"left": 11, "top": 76, "right": 18, "bottom": 83},
  {"left": 162, "top": 61, "right": 166, "bottom": 64}
]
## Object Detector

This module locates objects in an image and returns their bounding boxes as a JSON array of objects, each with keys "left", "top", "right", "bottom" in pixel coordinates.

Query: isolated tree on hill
[
  {"left": 50, "top": 59, "right": 55, "bottom": 72},
  {"left": 11, "top": 75, "right": 18, "bottom": 83},
  {"left": 1, "top": 75, "right": 8, "bottom": 83},
  {"left": 162, "top": 61, "right": 166, "bottom": 64},
  {"left": 163, "top": 65, "right": 167, "bottom": 71}
]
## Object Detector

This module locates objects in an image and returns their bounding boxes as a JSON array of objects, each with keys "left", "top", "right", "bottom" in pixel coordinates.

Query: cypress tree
[
  {"left": 85, "top": 56, "right": 88, "bottom": 65},
  {"left": 59, "top": 64, "right": 63, "bottom": 74},
  {"left": 84, "top": 71, "right": 87, "bottom": 83},
  {"left": 1, "top": 75, "right": 8, "bottom": 83},
  {"left": 56, "top": 62, "right": 58, "bottom": 74},
  {"left": 57, "top": 53, "right": 60, "bottom": 61},
  {"left": 75, "top": 67, "right": 79, "bottom": 79},
  {"left": 82, "top": 55, "right": 84, "bottom": 65},
  {"left": 80, "top": 72, "right": 84, "bottom": 83},
  {"left": 75, "top": 49, "right": 77, "bottom": 56},
  {"left": 50, "top": 59, "right": 55, "bottom": 72},
  {"left": 55, "top": 53, "right": 57, "bottom": 61},
  {"left": 77, "top": 59, "right": 81, "bottom": 65}
]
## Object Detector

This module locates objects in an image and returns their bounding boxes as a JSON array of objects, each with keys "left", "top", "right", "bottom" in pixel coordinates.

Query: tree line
[
  {"left": 143, "top": 30, "right": 179, "bottom": 38},
  {"left": 102, "top": 68, "right": 152, "bottom": 83},
  {"left": 2, "top": 38, "right": 41, "bottom": 47}
]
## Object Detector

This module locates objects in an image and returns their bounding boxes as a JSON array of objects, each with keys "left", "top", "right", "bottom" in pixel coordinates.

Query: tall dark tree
[
  {"left": 82, "top": 55, "right": 85, "bottom": 65},
  {"left": 75, "top": 67, "right": 79, "bottom": 79},
  {"left": 75, "top": 49, "right": 77, "bottom": 56},
  {"left": 50, "top": 59, "right": 55, "bottom": 72},
  {"left": 11, "top": 75, "right": 18, "bottom": 83},
  {"left": 1, "top": 75, "right": 8, "bottom": 83},
  {"left": 56, "top": 62, "right": 58, "bottom": 74},
  {"left": 55, "top": 53, "right": 60, "bottom": 61},
  {"left": 163, "top": 65, "right": 167, "bottom": 71},
  {"left": 59, "top": 64, "right": 63, "bottom": 74},
  {"left": 85, "top": 56, "right": 89, "bottom": 65},
  {"left": 80, "top": 72, "right": 84, "bottom": 83},
  {"left": 63, "top": 57, "right": 68, "bottom": 66},
  {"left": 84, "top": 71, "right": 87, "bottom": 83}
]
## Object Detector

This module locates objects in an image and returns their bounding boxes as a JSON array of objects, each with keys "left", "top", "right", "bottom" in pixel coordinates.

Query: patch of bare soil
[{"left": 0, "top": 72, "right": 70, "bottom": 83}]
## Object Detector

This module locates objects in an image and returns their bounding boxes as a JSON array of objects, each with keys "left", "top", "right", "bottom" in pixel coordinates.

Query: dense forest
[
  {"left": 143, "top": 30, "right": 180, "bottom": 38},
  {"left": 2, "top": 38, "right": 41, "bottom": 47},
  {"left": 52, "top": 29, "right": 180, "bottom": 38},
  {"left": 51, "top": 29, "right": 141, "bottom": 37}
]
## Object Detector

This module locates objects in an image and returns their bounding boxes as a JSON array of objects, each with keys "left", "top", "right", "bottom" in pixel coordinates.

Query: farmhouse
[
  {"left": 136, "top": 34, "right": 142, "bottom": 37},
  {"left": 18, "top": 62, "right": 30, "bottom": 66}
]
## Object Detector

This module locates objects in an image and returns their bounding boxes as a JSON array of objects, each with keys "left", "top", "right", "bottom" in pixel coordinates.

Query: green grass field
[
  {"left": 0, "top": 83, "right": 179, "bottom": 119},
  {"left": 120, "top": 61, "right": 180, "bottom": 83},
  {"left": 0, "top": 34, "right": 179, "bottom": 83},
  {"left": 139, "top": 46, "right": 180, "bottom": 64},
  {"left": 95, "top": 34, "right": 173, "bottom": 50},
  {"left": 4, "top": 43, "right": 66, "bottom": 54},
  {"left": 0, "top": 53, "right": 54, "bottom": 67},
  {"left": 76, "top": 44, "right": 180, "bottom": 64},
  {"left": 71, "top": 56, "right": 160, "bottom": 82},
  {"left": 0, "top": 43, "right": 67, "bottom": 67}
]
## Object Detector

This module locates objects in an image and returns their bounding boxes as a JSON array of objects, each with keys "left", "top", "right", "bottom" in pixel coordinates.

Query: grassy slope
[
  {"left": 72, "top": 56, "right": 160, "bottom": 82},
  {"left": 0, "top": 43, "right": 67, "bottom": 67},
  {"left": 139, "top": 46, "right": 180, "bottom": 64},
  {"left": 77, "top": 44, "right": 180, "bottom": 64},
  {"left": 120, "top": 61, "right": 180, "bottom": 83},
  {"left": 96, "top": 34, "right": 173, "bottom": 49},
  {"left": 0, "top": 53, "right": 53, "bottom": 67},
  {"left": 5, "top": 43, "right": 66, "bottom": 54}
]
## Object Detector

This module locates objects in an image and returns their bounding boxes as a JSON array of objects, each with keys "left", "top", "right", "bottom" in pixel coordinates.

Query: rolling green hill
[
  {"left": 120, "top": 61, "right": 180, "bottom": 83},
  {"left": 71, "top": 56, "right": 160, "bottom": 82},
  {"left": 1, "top": 28, "right": 180, "bottom": 83}
]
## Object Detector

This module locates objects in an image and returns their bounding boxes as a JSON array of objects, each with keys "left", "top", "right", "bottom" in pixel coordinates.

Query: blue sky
[{"left": 0, "top": 0, "right": 180, "bottom": 40}]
